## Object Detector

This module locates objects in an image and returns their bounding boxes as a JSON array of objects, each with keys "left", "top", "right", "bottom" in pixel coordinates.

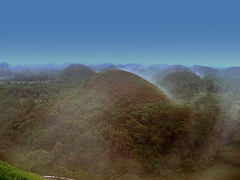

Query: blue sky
[{"left": 0, "top": 0, "right": 240, "bottom": 67}]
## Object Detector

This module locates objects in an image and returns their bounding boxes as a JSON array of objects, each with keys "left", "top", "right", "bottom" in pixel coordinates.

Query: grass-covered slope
[{"left": 0, "top": 160, "right": 45, "bottom": 180}]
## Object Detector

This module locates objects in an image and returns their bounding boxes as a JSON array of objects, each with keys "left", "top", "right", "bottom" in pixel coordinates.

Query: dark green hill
[
  {"left": 58, "top": 64, "right": 95, "bottom": 79},
  {"left": 158, "top": 71, "right": 203, "bottom": 99}
]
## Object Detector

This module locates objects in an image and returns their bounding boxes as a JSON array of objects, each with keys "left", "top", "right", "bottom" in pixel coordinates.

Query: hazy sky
[{"left": 0, "top": 0, "right": 240, "bottom": 67}]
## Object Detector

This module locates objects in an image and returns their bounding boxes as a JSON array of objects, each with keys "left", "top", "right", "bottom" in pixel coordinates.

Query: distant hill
[
  {"left": 161, "top": 65, "right": 190, "bottom": 74},
  {"left": 0, "top": 62, "right": 14, "bottom": 80},
  {"left": 219, "top": 67, "right": 240, "bottom": 78},
  {"left": 58, "top": 64, "right": 95, "bottom": 79},
  {"left": 153, "top": 65, "right": 191, "bottom": 81},
  {"left": 191, "top": 65, "right": 219, "bottom": 77},
  {"left": 89, "top": 63, "right": 119, "bottom": 72},
  {"left": 117, "top": 63, "right": 142, "bottom": 70},
  {"left": 158, "top": 71, "right": 203, "bottom": 99}
]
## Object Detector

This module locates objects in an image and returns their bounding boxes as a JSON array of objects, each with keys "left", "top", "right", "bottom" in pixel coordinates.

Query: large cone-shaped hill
[
  {"left": 67, "top": 70, "right": 189, "bottom": 160},
  {"left": 78, "top": 70, "right": 171, "bottom": 106},
  {"left": 58, "top": 63, "right": 95, "bottom": 79}
]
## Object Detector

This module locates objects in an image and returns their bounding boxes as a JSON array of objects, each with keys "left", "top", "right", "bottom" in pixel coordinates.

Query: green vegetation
[
  {"left": 183, "top": 162, "right": 240, "bottom": 180},
  {"left": 0, "top": 160, "right": 46, "bottom": 180}
]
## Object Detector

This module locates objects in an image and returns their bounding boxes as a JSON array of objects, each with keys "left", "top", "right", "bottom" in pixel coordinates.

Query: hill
[
  {"left": 219, "top": 67, "right": 240, "bottom": 78},
  {"left": 191, "top": 65, "right": 219, "bottom": 77},
  {"left": 158, "top": 71, "right": 203, "bottom": 99},
  {"left": 159, "top": 65, "right": 190, "bottom": 75},
  {"left": 58, "top": 64, "right": 95, "bottom": 79},
  {"left": 0, "top": 62, "right": 14, "bottom": 80},
  {"left": 63, "top": 70, "right": 190, "bottom": 169},
  {"left": 89, "top": 63, "right": 118, "bottom": 72}
]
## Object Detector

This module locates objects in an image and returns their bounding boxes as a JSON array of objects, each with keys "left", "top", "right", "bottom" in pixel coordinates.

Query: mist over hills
[
  {"left": 1, "top": 62, "right": 240, "bottom": 82},
  {"left": 1, "top": 62, "right": 240, "bottom": 179}
]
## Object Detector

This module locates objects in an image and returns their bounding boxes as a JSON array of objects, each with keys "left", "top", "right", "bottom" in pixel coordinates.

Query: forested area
[{"left": 0, "top": 63, "right": 240, "bottom": 179}]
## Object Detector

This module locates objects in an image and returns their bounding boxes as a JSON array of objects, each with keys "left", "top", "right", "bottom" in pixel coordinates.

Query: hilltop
[
  {"left": 78, "top": 70, "right": 171, "bottom": 106},
  {"left": 58, "top": 64, "right": 95, "bottom": 79},
  {"left": 158, "top": 71, "right": 203, "bottom": 99},
  {"left": 89, "top": 63, "right": 119, "bottom": 72}
]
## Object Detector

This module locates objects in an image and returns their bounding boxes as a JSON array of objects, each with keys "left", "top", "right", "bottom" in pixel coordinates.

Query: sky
[{"left": 0, "top": 0, "right": 240, "bottom": 67}]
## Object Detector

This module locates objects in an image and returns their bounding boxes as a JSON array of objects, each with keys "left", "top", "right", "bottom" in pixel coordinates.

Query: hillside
[{"left": 0, "top": 160, "right": 46, "bottom": 180}]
